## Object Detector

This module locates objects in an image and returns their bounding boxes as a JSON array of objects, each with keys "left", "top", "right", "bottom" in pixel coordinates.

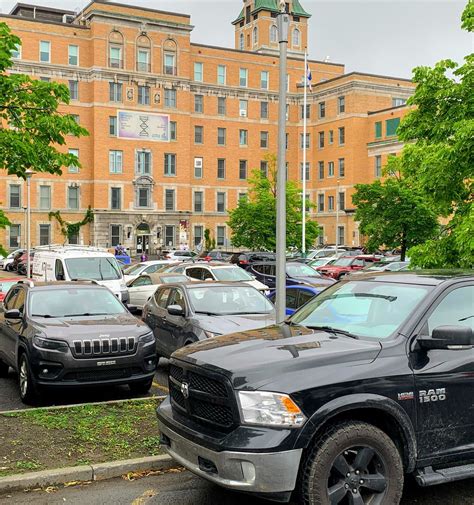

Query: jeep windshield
[
  {"left": 291, "top": 280, "right": 431, "bottom": 339},
  {"left": 65, "top": 257, "right": 122, "bottom": 281},
  {"left": 30, "top": 288, "right": 126, "bottom": 318}
]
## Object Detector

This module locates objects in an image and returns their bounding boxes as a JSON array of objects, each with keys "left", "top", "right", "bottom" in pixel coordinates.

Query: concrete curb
[{"left": 0, "top": 454, "right": 174, "bottom": 494}]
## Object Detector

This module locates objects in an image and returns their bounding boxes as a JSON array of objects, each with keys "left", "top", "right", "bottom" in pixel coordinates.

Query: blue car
[{"left": 268, "top": 285, "right": 321, "bottom": 316}]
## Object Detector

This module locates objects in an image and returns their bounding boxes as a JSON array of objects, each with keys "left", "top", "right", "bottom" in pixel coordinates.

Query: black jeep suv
[
  {"left": 157, "top": 271, "right": 474, "bottom": 504},
  {"left": 0, "top": 281, "right": 156, "bottom": 404}
]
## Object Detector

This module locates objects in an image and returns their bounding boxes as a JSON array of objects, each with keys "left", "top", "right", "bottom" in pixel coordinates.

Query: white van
[{"left": 32, "top": 245, "right": 129, "bottom": 303}]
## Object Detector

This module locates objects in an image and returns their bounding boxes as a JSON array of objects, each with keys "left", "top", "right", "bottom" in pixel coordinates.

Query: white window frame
[
  {"left": 239, "top": 68, "right": 248, "bottom": 88},
  {"left": 68, "top": 149, "right": 79, "bottom": 173},
  {"left": 68, "top": 44, "right": 79, "bottom": 66},
  {"left": 217, "top": 65, "right": 226, "bottom": 85},
  {"left": 109, "top": 150, "right": 123, "bottom": 174},
  {"left": 39, "top": 40, "right": 51, "bottom": 63},
  {"left": 194, "top": 62, "right": 203, "bottom": 82}
]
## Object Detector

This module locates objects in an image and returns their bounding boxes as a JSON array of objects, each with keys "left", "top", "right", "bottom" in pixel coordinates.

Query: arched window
[
  {"left": 136, "top": 34, "right": 151, "bottom": 72},
  {"left": 108, "top": 30, "right": 124, "bottom": 69},
  {"left": 270, "top": 25, "right": 278, "bottom": 43},
  {"left": 239, "top": 33, "right": 244, "bottom": 50},
  {"left": 253, "top": 27, "right": 258, "bottom": 45},
  {"left": 292, "top": 28, "right": 300, "bottom": 47},
  {"left": 163, "top": 38, "right": 177, "bottom": 75}
]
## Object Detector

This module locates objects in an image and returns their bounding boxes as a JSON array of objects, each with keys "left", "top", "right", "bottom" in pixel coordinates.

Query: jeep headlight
[
  {"left": 33, "top": 336, "right": 68, "bottom": 352},
  {"left": 138, "top": 332, "right": 155, "bottom": 344},
  {"left": 238, "top": 391, "right": 306, "bottom": 428}
]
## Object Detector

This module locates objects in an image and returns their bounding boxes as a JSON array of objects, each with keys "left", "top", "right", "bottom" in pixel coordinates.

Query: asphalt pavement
[{"left": 0, "top": 470, "right": 473, "bottom": 505}]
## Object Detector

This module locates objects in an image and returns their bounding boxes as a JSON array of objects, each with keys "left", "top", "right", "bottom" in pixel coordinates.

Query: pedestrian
[{"left": 140, "top": 252, "right": 148, "bottom": 262}]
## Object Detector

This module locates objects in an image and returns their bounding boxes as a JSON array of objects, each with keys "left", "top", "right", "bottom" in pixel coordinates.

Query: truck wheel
[
  {"left": 18, "top": 353, "right": 41, "bottom": 405},
  {"left": 129, "top": 377, "right": 153, "bottom": 394},
  {"left": 0, "top": 359, "right": 9, "bottom": 378},
  {"left": 300, "top": 421, "right": 403, "bottom": 505}
]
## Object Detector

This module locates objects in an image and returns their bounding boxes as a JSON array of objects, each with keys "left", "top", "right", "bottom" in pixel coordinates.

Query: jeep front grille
[{"left": 72, "top": 337, "right": 136, "bottom": 358}]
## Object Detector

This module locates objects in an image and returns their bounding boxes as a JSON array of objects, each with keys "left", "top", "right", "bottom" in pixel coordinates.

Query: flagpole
[{"left": 302, "top": 48, "right": 307, "bottom": 257}]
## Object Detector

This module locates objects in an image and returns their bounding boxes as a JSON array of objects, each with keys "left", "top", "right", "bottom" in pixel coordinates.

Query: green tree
[
  {"left": 352, "top": 160, "right": 438, "bottom": 261},
  {"left": 394, "top": 2, "right": 474, "bottom": 267},
  {"left": 0, "top": 22, "right": 88, "bottom": 253},
  {"left": 228, "top": 154, "right": 319, "bottom": 251}
]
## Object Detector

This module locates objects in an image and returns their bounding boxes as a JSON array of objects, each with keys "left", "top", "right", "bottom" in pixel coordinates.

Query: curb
[{"left": 0, "top": 454, "right": 174, "bottom": 494}]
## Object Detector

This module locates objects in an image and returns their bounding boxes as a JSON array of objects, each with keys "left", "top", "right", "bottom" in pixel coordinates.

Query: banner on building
[{"left": 117, "top": 110, "right": 170, "bottom": 142}]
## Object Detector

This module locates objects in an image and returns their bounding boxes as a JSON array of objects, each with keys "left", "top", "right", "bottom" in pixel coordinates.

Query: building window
[
  {"left": 194, "top": 125, "right": 203, "bottom": 144},
  {"left": 39, "top": 41, "right": 50, "bottom": 63},
  {"left": 239, "top": 68, "right": 248, "bottom": 87},
  {"left": 300, "top": 104, "right": 311, "bottom": 119},
  {"left": 375, "top": 121, "right": 382, "bottom": 139},
  {"left": 239, "top": 129, "right": 248, "bottom": 146},
  {"left": 337, "top": 226, "right": 345, "bottom": 247},
  {"left": 109, "top": 150, "right": 123, "bottom": 174},
  {"left": 375, "top": 155, "right": 382, "bottom": 177},
  {"left": 217, "top": 65, "right": 226, "bottom": 85},
  {"left": 386, "top": 117, "right": 401, "bottom": 136},
  {"left": 239, "top": 160, "right": 247, "bottom": 180},
  {"left": 136, "top": 151, "right": 151, "bottom": 175},
  {"left": 9, "top": 224, "right": 20, "bottom": 248},
  {"left": 164, "top": 88, "right": 176, "bottom": 108},
  {"left": 217, "top": 96, "right": 226, "bottom": 115},
  {"left": 318, "top": 194, "right": 324, "bottom": 212},
  {"left": 194, "top": 191, "right": 203, "bottom": 212},
  {"left": 328, "top": 196, "right": 334, "bottom": 211},
  {"left": 69, "top": 80, "right": 79, "bottom": 100},
  {"left": 217, "top": 128, "right": 226, "bottom": 146},
  {"left": 194, "top": 226, "right": 203, "bottom": 247},
  {"left": 270, "top": 25, "right": 278, "bottom": 43},
  {"left": 11, "top": 43, "right": 21, "bottom": 59},
  {"left": 137, "top": 48, "right": 150, "bottom": 72},
  {"left": 216, "top": 192, "right": 226, "bottom": 213},
  {"left": 164, "top": 225, "right": 175, "bottom": 247},
  {"left": 137, "top": 187, "right": 150, "bottom": 208},
  {"left": 170, "top": 121, "right": 177, "bottom": 140},
  {"left": 318, "top": 101, "right": 326, "bottom": 119},
  {"left": 338, "top": 127, "right": 345, "bottom": 146},
  {"left": 164, "top": 153, "right": 176, "bottom": 176},
  {"left": 286, "top": 103, "right": 289, "bottom": 120},
  {"left": 194, "top": 94, "right": 204, "bottom": 113},
  {"left": 109, "top": 82, "right": 122, "bottom": 102},
  {"left": 300, "top": 162, "right": 310, "bottom": 181},
  {"left": 239, "top": 99, "right": 248, "bottom": 117},
  {"left": 318, "top": 226, "right": 324, "bottom": 246},
  {"left": 68, "top": 186, "right": 79, "bottom": 210},
  {"left": 260, "top": 71, "right": 269, "bottom": 90},
  {"left": 328, "top": 161, "right": 335, "bottom": 177},
  {"left": 292, "top": 28, "right": 300, "bottom": 47},
  {"left": 318, "top": 161, "right": 324, "bottom": 179},
  {"left": 260, "top": 131, "right": 269, "bottom": 148},
  {"left": 285, "top": 133, "right": 289, "bottom": 150},
  {"left": 109, "top": 44, "right": 123, "bottom": 69},
  {"left": 68, "top": 44, "right": 78, "bottom": 66},
  {"left": 138, "top": 85, "right": 150, "bottom": 105},
  {"left": 164, "top": 52, "right": 176, "bottom": 75},
  {"left": 194, "top": 157, "right": 203, "bottom": 178},
  {"left": 329, "top": 130, "right": 334, "bottom": 144},
  {"left": 217, "top": 159, "right": 226, "bottom": 179},
  {"left": 39, "top": 185, "right": 51, "bottom": 210},
  {"left": 253, "top": 27, "right": 258, "bottom": 46},
  {"left": 318, "top": 131, "right": 325, "bottom": 148},
  {"left": 260, "top": 101, "right": 268, "bottom": 119},
  {"left": 238, "top": 192, "right": 247, "bottom": 203},
  {"left": 338, "top": 192, "right": 345, "bottom": 211},
  {"left": 260, "top": 160, "right": 268, "bottom": 178},
  {"left": 300, "top": 133, "right": 310, "bottom": 149},
  {"left": 39, "top": 224, "right": 51, "bottom": 246},
  {"left": 338, "top": 158, "right": 345, "bottom": 177},
  {"left": 392, "top": 97, "right": 407, "bottom": 107},
  {"left": 216, "top": 226, "right": 226, "bottom": 247},
  {"left": 194, "top": 62, "right": 203, "bottom": 82},
  {"left": 9, "top": 185, "right": 21, "bottom": 209},
  {"left": 110, "top": 225, "right": 121, "bottom": 246},
  {"left": 68, "top": 148, "right": 79, "bottom": 173},
  {"left": 109, "top": 116, "right": 117, "bottom": 136},
  {"left": 111, "top": 187, "right": 121, "bottom": 210},
  {"left": 239, "top": 33, "right": 244, "bottom": 51},
  {"left": 165, "top": 189, "right": 175, "bottom": 211},
  {"left": 338, "top": 96, "right": 345, "bottom": 113}
]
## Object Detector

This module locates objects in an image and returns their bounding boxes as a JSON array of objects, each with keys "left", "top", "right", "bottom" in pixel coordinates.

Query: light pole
[
  {"left": 335, "top": 179, "right": 340, "bottom": 256},
  {"left": 276, "top": 1, "right": 289, "bottom": 323},
  {"left": 25, "top": 169, "right": 34, "bottom": 278},
  {"left": 22, "top": 206, "right": 27, "bottom": 249}
]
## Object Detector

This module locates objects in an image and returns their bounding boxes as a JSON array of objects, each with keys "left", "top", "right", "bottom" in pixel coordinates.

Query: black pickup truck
[{"left": 157, "top": 272, "right": 474, "bottom": 505}]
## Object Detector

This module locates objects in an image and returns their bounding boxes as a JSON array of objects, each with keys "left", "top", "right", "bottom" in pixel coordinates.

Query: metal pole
[
  {"left": 26, "top": 176, "right": 31, "bottom": 278},
  {"left": 23, "top": 206, "right": 27, "bottom": 249},
  {"left": 335, "top": 179, "right": 340, "bottom": 256},
  {"left": 302, "top": 49, "right": 307, "bottom": 257},
  {"left": 276, "top": 4, "right": 289, "bottom": 323}
]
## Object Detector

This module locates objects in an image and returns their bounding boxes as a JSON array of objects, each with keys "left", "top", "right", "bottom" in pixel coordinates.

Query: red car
[
  {"left": 0, "top": 278, "right": 22, "bottom": 303},
  {"left": 316, "top": 255, "right": 376, "bottom": 280}
]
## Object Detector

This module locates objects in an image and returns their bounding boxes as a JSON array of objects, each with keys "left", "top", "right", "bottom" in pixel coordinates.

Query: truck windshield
[
  {"left": 65, "top": 257, "right": 122, "bottom": 281},
  {"left": 291, "top": 280, "right": 431, "bottom": 340}
]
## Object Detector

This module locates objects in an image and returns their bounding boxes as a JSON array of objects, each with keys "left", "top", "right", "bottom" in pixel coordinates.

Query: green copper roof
[
  {"left": 233, "top": 0, "right": 310, "bottom": 24},
  {"left": 292, "top": 0, "right": 310, "bottom": 17}
]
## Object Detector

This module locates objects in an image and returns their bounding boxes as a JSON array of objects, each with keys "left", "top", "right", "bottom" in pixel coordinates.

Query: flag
[{"left": 306, "top": 63, "right": 312, "bottom": 92}]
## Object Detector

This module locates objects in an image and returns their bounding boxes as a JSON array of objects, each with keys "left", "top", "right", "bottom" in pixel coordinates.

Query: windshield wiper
[
  {"left": 32, "top": 314, "right": 56, "bottom": 318},
  {"left": 306, "top": 325, "right": 360, "bottom": 340},
  {"left": 195, "top": 310, "right": 220, "bottom": 316},
  {"left": 63, "top": 312, "right": 109, "bottom": 317}
]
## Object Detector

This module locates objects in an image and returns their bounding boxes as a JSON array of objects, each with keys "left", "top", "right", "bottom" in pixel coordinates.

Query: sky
[{"left": 1, "top": 0, "right": 472, "bottom": 78}]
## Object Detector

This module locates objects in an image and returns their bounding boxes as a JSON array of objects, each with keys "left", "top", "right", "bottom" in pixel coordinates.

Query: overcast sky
[{"left": 2, "top": 0, "right": 472, "bottom": 77}]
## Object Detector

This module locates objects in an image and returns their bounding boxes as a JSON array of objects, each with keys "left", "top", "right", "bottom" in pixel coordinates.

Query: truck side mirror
[{"left": 418, "top": 325, "right": 473, "bottom": 350}]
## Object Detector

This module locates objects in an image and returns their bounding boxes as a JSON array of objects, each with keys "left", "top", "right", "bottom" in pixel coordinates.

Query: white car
[
  {"left": 123, "top": 260, "right": 174, "bottom": 284},
  {"left": 165, "top": 262, "right": 269, "bottom": 293},
  {"left": 164, "top": 250, "right": 199, "bottom": 261},
  {"left": 127, "top": 273, "right": 189, "bottom": 309}
]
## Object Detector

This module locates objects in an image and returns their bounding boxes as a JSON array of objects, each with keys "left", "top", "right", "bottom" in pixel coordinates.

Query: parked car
[
  {"left": 157, "top": 271, "right": 474, "bottom": 504},
  {"left": 127, "top": 273, "right": 189, "bottom": 310},
  {"left": 307, "top": 256, "right": 338, "bottom": 269},
  {"left": 164, "top": 262, "right": 269, "bottom": 292},
  {"left": 316, "top": 255, "right": 376, "bottom": 280},
  {"left": 248, "top": 261, "right": 336, "bottom": 289},
  {"left": 199, "top": 250, "right": 233, "bottom": 262},
  {"left": 1, "top": 249, "right": 25, "bottom": 271},
  {"left": 164, "top": 250, "right": 198, "bottom": 261},
  {"left": 267, "top": 284, "right": 320, "bottom": 316},
  {"left": 123, "top": 260, "right": 174, "bottom": 284},
  {"left": 230, "top": 251, "right": 276, "bottom": 268},
  {"left": 0, "top": 278, "right": 23, "bottom": 304},
  {"left": 350, "top": 260, "right": 411, "bottom": 277},
  {"left": 0, "top": 280, "right": 156, "bottom": 404},
  {"left": 143, "top": 282, "right": 275, "bottom": 361}
]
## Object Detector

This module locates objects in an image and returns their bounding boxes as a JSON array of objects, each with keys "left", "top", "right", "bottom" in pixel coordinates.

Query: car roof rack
[{"left": 34, "top": 244, "right": 108, "bottom": 253}]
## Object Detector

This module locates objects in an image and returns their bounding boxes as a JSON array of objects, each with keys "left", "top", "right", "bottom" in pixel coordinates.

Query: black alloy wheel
[{"left": 18, "top": 353, "right": 40, "bottom": 405}]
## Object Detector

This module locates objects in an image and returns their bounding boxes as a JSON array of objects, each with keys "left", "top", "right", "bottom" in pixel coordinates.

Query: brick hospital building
[{"left": 0, "top": 0, "right": 414, "bottom": 253}]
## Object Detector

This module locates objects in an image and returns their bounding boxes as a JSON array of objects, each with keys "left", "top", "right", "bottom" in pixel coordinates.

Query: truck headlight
[
  {"left": 238, "top": 391, "right": 306, "bottom": 428},
  {"left": 33, "top": 336, "right": 68, "bottom": 352}
]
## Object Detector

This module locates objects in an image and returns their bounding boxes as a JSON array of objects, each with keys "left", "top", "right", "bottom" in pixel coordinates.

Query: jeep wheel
[
  {"left": 129, "top": 377, "right": 153, "bottom": 394},
  {"left": 300, "top": 421, "right": 403, "bottom": 505},
  {"left": 18, "top": 354, "right": 40, "bottom": 405},
  {"left": 0, "top": 359, "right": 9, "bottom": 378}
]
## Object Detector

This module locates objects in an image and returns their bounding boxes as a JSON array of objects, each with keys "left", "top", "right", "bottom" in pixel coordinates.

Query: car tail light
[
  {"left": 239, "top": 260, "right": 249, "bottom": 265},
  {"left": 204, "top": 256, "right": 211, "bottom": 261}
]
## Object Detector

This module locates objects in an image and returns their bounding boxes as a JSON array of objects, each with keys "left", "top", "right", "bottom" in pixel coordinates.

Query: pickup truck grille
[
  {"left": 169, "top": 364, "right": 236, "bottom": 431},
  {"left": 71, "top": 337, "right": 136, "bottom": 358}
]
